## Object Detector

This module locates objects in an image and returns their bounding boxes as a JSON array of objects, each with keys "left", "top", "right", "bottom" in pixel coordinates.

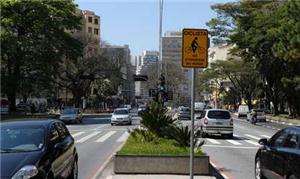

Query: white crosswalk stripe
[
  {"left": 226, "top": 139, "right": 242, "bottom": 145},
  {"left": 72, "top": 132, "right": 85, "bottom": 138},
  {"left": 117, "top": 132, "right": 129, "bottom": 142},
  {"left": 96, "top": 131, "right": 116, "bottom": 142},
  {"left": 206, "top": 138, "right": 221, "bottom": 144},
  {"left": 244, "top": 140, "right": 260, "bottom": 146},
  {"left": 76, "top": 132, "right": 101, "bottom": 143},
  {"left": 245, "top": 134, "right": 260, "bottom": 140},
  {"left": 260, "top": 135, "right": 271, "bottom": 138}
]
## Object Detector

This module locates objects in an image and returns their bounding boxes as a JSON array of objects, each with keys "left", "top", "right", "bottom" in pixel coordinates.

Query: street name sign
[{"left": 182, "top": 29, "right": 208, "bottom": 68}]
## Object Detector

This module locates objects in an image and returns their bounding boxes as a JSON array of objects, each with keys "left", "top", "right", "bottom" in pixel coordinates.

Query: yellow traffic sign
[{"left": 182, "top": 29, "right": 208, "bottom": 68}]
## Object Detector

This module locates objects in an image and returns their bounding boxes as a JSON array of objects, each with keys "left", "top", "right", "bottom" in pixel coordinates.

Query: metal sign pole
[{"left": 190, "top": 68, "right": 195, "bottom": 179}]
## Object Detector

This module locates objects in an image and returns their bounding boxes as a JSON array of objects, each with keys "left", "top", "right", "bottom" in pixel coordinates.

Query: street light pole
[{"left": 158, "top": 0, "right": 163, "bottom": 79}]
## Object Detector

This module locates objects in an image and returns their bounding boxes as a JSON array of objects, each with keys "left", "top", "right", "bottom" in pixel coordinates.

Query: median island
[{"left": 114, "top": 102, "right": 209, "bottom": 175}]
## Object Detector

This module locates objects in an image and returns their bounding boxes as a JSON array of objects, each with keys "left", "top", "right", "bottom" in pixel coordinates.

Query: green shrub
[
  {"left": 140, "top": 102, "right": 176, "bottom": 137},
  {"left": 167, "top": 125, "right": 205, "bottom": 150},
  {"left": 128, "top": 128, "right": 158, "bottom": 144}
]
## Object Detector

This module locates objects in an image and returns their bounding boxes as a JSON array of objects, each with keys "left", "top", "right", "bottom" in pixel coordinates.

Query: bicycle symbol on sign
[{"left": 185, "top": 37, "right": 205, "bottom": 55}]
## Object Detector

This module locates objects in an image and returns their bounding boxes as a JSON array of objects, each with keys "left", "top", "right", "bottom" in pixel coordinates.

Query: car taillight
[
  {"left": 204, "top": 118, "right": 208, "bottom": 125},
  {"left": 230, "top": 118, "right": 233, "bottom": 125}
]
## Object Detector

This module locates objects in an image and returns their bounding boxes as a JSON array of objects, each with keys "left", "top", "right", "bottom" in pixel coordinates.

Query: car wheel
[
  {"left": 68, "top": 159, "right": 78, "bottom": 179},
  {"left": 225, "top": 133, "right": 233, "bottom": 139},
  {"left": 255, "top": 158, "right": 266, "bottom": 179},
  {"left": 111, "top": 123, "right": 114, "bottom": 126},
  {"left": 128, "top": 121, "right": 132, "bottom": 125}
]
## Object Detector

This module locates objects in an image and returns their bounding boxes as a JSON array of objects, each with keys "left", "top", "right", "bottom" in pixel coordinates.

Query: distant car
[
  {"left": 238, "top": 105, "right": 249, "bottom": 118},
  {"left": 247, "top": 109, "right": 266, "bottom": 122},
  {"left": 59, "top": 108, "right": 82, "bottom": 124},
  {"left": 111, "top": 108, "right": 132, "bottom": 125},
  {"left": 16, "top": 103, "right": 31, "bottom": 112},
  {"left": 178, "top": 107, "right": 191, "bottom": 120},
  {"left": 124, "top": 104, "right": 132, "bottom": 110},
  {"left": 0, "top": 99, "right": 9, "bottom": 114},
  {"left": 138, "top": 105, "right": 147, "bottom": 116},
  {"left": 255, "top": 126, "right": 300, "bottom": 179},
  {"left": 0, "top": 119, "right": 78, "bottom": 179},
  {"left": 197, "top": 109, "right": 233, "bottom": 138}
]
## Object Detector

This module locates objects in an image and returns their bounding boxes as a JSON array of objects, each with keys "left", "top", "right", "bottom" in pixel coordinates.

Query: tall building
[
  {"left": 162, "top": 31, "right": 191, "bottom": 104},
  {"left": 59, "top": 9, "right": 101, "bottom": 104},
  {"left": 100, "top": 45, "right": 134, "bottom": 104},
  {"left": 137, "top": 51, "right": 159, "bottom": 102}
]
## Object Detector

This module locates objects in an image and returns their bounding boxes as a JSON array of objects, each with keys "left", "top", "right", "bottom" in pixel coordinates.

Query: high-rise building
[
  {"left": 100, "top": 45, "right": 134, "bottom": 104},
  {"left": 162, "top": 31, "right": 191, "bottom": 104}
]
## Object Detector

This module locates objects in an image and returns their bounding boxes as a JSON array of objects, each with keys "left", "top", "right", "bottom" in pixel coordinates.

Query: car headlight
[{"left": 12, "top": 165, "right": 38, "bottom": 179}]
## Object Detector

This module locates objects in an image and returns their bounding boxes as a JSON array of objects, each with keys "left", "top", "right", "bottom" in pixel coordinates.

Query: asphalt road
[
  {"left": 200, "top": 116, "right": 291, "bottom": 179},
  {"left": 66, "top": 113, "right": 140, "bottom": 179}
]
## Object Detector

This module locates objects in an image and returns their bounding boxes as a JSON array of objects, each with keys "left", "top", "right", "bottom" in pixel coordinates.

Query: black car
[
  {"left": 0, "top": 119, "right": 78, "bottom": 179},
  {"left": 255, "top": 126, "right": 300, "bottom": 179}
]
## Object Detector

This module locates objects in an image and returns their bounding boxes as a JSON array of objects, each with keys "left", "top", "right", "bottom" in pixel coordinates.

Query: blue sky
[{"left": 75, "top": 0, "right": 233, "bottom": 56}]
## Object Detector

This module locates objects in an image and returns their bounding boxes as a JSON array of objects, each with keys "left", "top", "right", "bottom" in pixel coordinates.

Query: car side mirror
[{"left": 258, "top": 138, "right": 268, "bottom": 146}]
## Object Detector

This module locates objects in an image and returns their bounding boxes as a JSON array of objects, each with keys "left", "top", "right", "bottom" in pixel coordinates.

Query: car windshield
[
  {"left": 0, "top": 126, "right": 45, "bottom": 153},
  {"left": 180, "top": 108, "right": 190, "bottom": 112},
  {"left": 208, "top": 111, "right": 231, "bottom": 119},
  {"left": 62, "top": 108, "right": 77, "bottom": 114},
  {"left": 114, "top": 109, "right": 128, "bottom": 115}
]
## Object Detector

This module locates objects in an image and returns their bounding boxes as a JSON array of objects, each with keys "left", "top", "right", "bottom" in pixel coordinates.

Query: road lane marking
[
  {"left": 95, "top": 131, "right": 116, "bottom": 142},
  {"left": 76, "top": 132, "right": 100, "bottom": 143},
  {"left": 245, "top": 134, "right": 260, "bottom": 140},
  {"left": 206, "top": 138, "right": 221, "bottom": 144},
  {"left": 117, "top": 132, "right": 129, "bottom": 142},
  {"left": 226, "top": 140, "right": 242, "bottom": 145},
  {"left": 71, "top": 132, "right": 85, "bottom": 138},
  {"left": 244, "top": 140, "right": 260, "bottom": 146},
  {"left": 92, "top": 124, "right": 109, "bottom": 131},
  {"left": 204, "top": 144, "right": 258, "bottom": 149},
  {"left": 260, "top": 135, "right": 271, "bottom": 138}
]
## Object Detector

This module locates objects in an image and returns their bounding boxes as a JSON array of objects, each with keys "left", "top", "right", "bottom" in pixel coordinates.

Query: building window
[
  {"left": 94, "top": 18, "right": 98, "bottom": 25},
  {"left": 88, "top": 16, "right": 92, "bottom": 23},
  {"left": 88, "top": 27, "right": 92, "bottom": 33},
  {"left": 94, "top": 28, "right": 99, "bottom": 35}
]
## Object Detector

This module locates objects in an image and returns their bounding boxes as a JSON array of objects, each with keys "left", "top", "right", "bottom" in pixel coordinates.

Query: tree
[
  {"left": 140, "top": 61, "right": 187, "bottom": 105},
  {"left": 1, "top": 0, "right": 83, "bottom": 111},
  {"left": 197, "top": 59, "right": 261, "bottom": 109},
  {"left": 206, "top": 0, "right": 300, "bottom": 115}
]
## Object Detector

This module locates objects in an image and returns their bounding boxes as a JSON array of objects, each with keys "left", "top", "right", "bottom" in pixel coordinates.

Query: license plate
[{"left": 215, "top": 122, "right": 223, "bottom": 125}]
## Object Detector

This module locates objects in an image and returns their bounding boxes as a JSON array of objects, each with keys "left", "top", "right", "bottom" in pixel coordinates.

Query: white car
[
  {"left": 197, "top": 109, "right": 233, "bottom": 138},
  {"left": 111, "top": 108, "right": 132, "bottom": 125},
  {"left": 238, "top": 105, "right": 249, "bottom": 118}
]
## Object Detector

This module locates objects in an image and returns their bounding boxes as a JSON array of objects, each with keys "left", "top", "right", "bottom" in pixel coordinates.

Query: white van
[{"left": 238, "top": 105, "right": 249, "bottom": 117}]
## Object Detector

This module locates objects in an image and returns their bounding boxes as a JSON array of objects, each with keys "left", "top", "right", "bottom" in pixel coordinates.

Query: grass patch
[
  {"left": 267, "top": 114, "right": 300, "bottom": 125},
  {"left": 117, "top": 135, "right": 205, "bottom": 156}
]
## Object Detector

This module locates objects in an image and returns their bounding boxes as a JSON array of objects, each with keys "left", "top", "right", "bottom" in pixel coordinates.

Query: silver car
[
  {"left": 196, "top": 109, "right": 233, "bottom": 138},
  {"left": 247, "top": 109, "right": 266, "bottom": 122},
  {"left": 111, "top": 108, "right": 132, "bottom": 125},
  {"left": 178, "top": 107, "right": 191, "bottom": 120},
  {"left": 59, "top": 108, "right": 82, "bottom": 124}
]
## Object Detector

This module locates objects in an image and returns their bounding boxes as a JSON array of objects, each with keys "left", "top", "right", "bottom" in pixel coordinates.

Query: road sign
[{"left": 182, "top": 29, "right": 208, "bottom": 68}]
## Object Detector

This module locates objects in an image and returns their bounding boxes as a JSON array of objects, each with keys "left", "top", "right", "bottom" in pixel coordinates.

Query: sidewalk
[{"left": 97, "top": 159, "right": 216, "bottom": 179}]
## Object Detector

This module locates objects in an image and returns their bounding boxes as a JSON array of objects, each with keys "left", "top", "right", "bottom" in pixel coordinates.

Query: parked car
[
  {"left": 111, "top": 108, "right": 132, "bottom": 125},
  {"left": 16, "top": 103, "right": 31, "bottom": 112},
  {"left": 0, "top": 98, "right": 9, "bottom": 114},
  {"left": 238, "top": 105, "right": 249, "bottom": 118},
  {"left": 196, "top": 109, "right": 233, "bottom": 138},
  {"left": 0, "top": 119, "right": 78, "bottom": 179},
  {"left": 255, "top": 126, "right": 300, "bottom": 179},
  {"left": 247, "top": 109, "right": 266, "bottom": 122},
  {"left": 59, "top": 108, "right": 82, "bottom": 124},
  {"left": 178, "top": 107, "right": 191, "bottom": 120}
]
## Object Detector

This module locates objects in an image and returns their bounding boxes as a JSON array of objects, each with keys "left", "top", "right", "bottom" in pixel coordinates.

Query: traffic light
[{"left": 159, "top": 75, "right": 166, "bottom": 93}]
